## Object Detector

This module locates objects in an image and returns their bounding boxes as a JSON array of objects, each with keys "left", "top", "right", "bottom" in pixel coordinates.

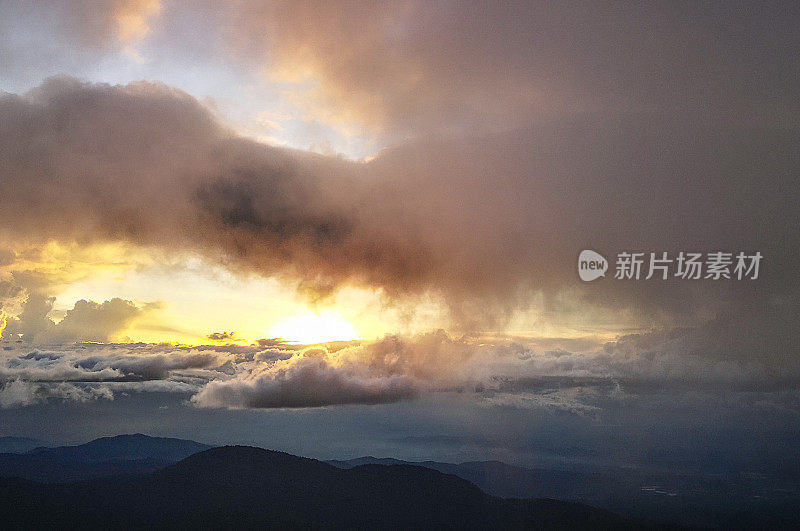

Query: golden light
[
  {"left": 114, "top": 0, "right": 161, "bottom": 43},
  {"left": 268, "top": 311, "right": 360, "bottom": 344}
]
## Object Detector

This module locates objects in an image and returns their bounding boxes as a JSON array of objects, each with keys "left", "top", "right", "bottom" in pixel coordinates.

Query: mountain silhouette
[
  {"left": 0, "top": 446, "right": 650, "bottom": 529},
  {"left": 0, "top": 434, "right": 211, "bottom": 482},
  {"left": 0, "top": 437, "right": 47, "bottom": 454},
  {"left": 328, "top": 456, "right": 800, "bottom": 529},
  {"left": 328, "top": 456, "right": 586, "bottom": 499},
  {"left": 26, "top": 433, "right": 211, "bottom": 461}
]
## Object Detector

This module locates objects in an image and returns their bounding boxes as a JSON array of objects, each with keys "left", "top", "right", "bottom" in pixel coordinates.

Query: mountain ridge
[
  {"left": 0, "top": 433, "right": 211, "bottom": 482},
  {"left": 1, "top": 445, "right": 650, "bottom": 529},
  {"left": 0, "top": 436, "right": 47, "bottom": 454}
]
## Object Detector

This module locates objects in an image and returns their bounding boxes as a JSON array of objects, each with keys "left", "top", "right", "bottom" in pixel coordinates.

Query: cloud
[
  {"left": 0, "top": 71, "right": 796, "bottom": 405},
  {"left": 191, "top": 353, "right": 418, "bottom": 409},
  {"left": 0, "top": 379, "right": 114, "bottom": 408},
  {"left": 187, "top": 331, "right": 525, "bottom": 410},
  {"left": 1, "top": 76, "right": 797, "bottom": 335},
  {"left": 0, "top": 315, "right": 796, "bottom": 410},
  {"left": 0, "top": 344, "right": 233, "bottom": 383},
  {"left": 2, "top": 295, "right": 146, "bottom": 343},
  {"left": 479, "top": 390, "right": 603, "bottom": 417},
  {"left": 0, "top": 3, "right": 797, "bottom": 474},
  {"left": 0, "top": 1, "right": 163, "bottom": 50},
  {"left": 49, "top": 298, "right": 141, "bottom": 342},
  {"left": 188, "top": 316, "right": 800, "bottom": 410},
  {"left": 7, "top": 2, "right": 798, "bottom": 137},
  {"left": 0, "top": 249, "right": 16, "bottom": 267},
  {"left": 0, "top": 341, "right": 237, "bottom": 407},
  {"left": 228, "top": 1, "right": 800, "bottom": 136},
  {"left": 207, "top": 331, "right": 237, "bottom": 342},
  {"left": 112, "top": 0, "right": 162, "bottom": 43},
  {"left": 0, "top": 379, "right": 38, "bottom": 408},
  {"left": 71, "top": 350, "right": 232, "bottom": 381}
]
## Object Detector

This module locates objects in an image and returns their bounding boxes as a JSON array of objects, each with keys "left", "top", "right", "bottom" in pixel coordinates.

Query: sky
[{"left": 0, "top": 1, "right": 799, "bottom": 472}]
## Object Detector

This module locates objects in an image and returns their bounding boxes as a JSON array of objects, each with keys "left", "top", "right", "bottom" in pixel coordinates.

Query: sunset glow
[
  {"left": 268, "top": 312, "right": 360, "bottom": 344},
  {"left": 0, "top": 3, "right": 798, "bottom": 527}
]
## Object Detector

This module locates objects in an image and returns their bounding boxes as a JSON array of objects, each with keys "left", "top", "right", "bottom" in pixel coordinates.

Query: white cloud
[{"left": 0, "top": 379, "right": 114, "bottom": 408}]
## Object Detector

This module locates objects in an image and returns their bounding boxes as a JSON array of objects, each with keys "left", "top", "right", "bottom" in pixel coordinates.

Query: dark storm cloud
[
  {"left": 6, "top": 2, "right": 798, "bottom": 135},
  {"left": 1, "top": 77, "right": 797, "bottom": 332},
  {"left": 236, "top": 1, "right": 800, "bottom": 134}
]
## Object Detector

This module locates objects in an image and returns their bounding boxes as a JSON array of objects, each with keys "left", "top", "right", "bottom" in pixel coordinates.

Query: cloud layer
[
  {"left": 191, "top": 353, "right": 418, "bottom": 408},
  {"left": 0, "top": 2, "right": 797, "bottom": 418},
  {"left": 3, "top": 318, "right": 797, "bottom": 411},
  {"left": 3, "top": 295, "right": 145, "bottom": 343},
  {"left": 1, "top": 77, "right": 797, "bottom": 332},
  {"left": 242, "top": 1, "right": 800, "bottom": 135}
]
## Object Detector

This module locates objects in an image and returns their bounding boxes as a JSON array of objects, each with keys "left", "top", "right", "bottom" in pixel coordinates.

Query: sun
[{"left": 267, "top": 311, "right": 360, "bottom": 344}]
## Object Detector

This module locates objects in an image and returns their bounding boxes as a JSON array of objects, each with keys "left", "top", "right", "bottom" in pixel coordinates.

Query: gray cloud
[
  {"left": 2, "top": 294, "right": 145, "bottom": 343},
  {"left": 0, "top": 316, "right": 796, "bottom": 410},
  {"left": 6, "top": 2, "right": 798, "bottom": 137},
  {"left": 0, "top": 344, "right": 233, "bottom": 384},
  {"left": 188, "top": 318, "right": 800, "bottom": 410},
  {"left": 0, "top": 341, "right": 238, "bottom": 407},
  {"left": 232, "top": 1, "right": 800, "bottom": 136},
  {"left": 0, "top": 379, "right": 114, "bottom": 408},
  {"left": 191, "top": 353, "right": 418, "bottom": 409},
  {"left": 71, "top": 350, "right": 232, "bottom": 381},
  {"left": 1, "top": 77, "right": 797, "bottom": 334},
  {"left": 207, "top": 331, "right": 236, "bottom": 342},
  {"left": 0, "top": 249, "right": 16, "bottom": 267}
]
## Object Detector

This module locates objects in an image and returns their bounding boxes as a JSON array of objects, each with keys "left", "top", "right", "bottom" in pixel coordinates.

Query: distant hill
[
  {"left": 0, "top": 434, "right": 211, "bottom": 482},
  {"left": 0, "top": 446, "right": 648, "bottom": 529},
  {"left": 3, "top": 439, "right": 797, "bottom": 528},
  {"left": 25, "top": 433, "right": 211, "bottom": 461},
  {"left": 0, "top": 437, "right": 47, "bottom": 454},
  {"left": 328, "top": 457, "right": 800, "bottom": 529},
  {"left": 327, "top": 457, "right": 585, "bottom": 499}
]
